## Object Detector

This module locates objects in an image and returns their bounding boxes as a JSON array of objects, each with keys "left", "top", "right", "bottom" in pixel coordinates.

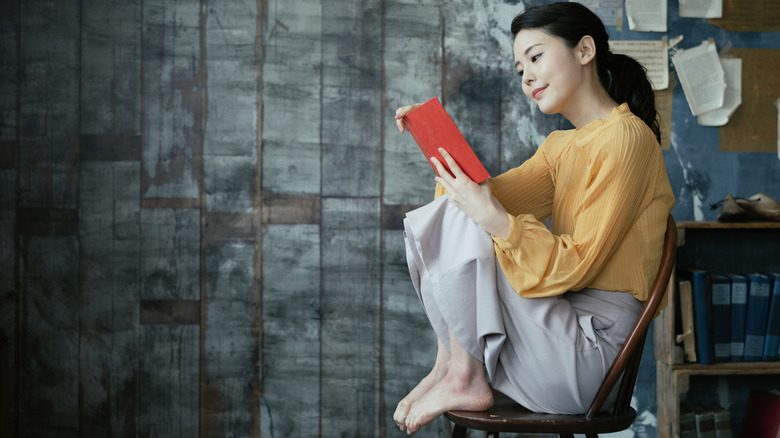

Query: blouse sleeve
[
  {"left": 491, "top": 125, "right": 659, "bottom": 298},
  {"left": 434, "top": 139, "right": 556, "bottom": 211},
  {"left": 489, "top": 143, "right": 555, "bottom": 221}
]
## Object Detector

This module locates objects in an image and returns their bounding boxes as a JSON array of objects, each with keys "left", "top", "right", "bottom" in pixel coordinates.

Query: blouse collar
[{"left": 573, "top": 103, "right": 631, "bottom": 147}]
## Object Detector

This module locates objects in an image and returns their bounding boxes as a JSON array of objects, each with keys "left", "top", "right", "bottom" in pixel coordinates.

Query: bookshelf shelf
[{"left": 654, "top": 221, "right": 780, "bottom": 438}]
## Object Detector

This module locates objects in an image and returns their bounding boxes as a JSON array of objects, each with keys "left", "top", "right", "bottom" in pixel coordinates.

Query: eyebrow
[{"left": 514, "top": 43, "right": 542, "bottom": 67}]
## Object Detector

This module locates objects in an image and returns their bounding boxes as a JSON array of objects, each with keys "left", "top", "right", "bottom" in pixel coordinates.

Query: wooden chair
[{"left": 445, "top": 214, "right": 677, "bottom": 438}]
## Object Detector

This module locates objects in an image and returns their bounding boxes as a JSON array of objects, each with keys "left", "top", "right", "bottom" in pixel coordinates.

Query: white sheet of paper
[
  {"left": 672, "top": 41, "right": 726, "bottom": 116},
  {"left": 679, "top": 0, "right": 722, "bottom": 18},
  {"left": 571, "top": 0, "right": 623, "bottom": 27},
  {"left": 697, "top": 58, "right": 741, "bottom": 126},
  {"left": 610, "top": 39, "right": 669, "bottom": 90},
  {"left": 776, "top": 99, "right": 780, "bottom": 160},
  {"left": 625, "top": 0, "right": 667, "bottom": 32}
]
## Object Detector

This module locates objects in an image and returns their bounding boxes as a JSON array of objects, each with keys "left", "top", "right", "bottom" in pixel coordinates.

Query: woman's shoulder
[
  {"left": 540, "top": 128, "right": 577, "bottom": 155},
  {"left": 599, "top": 108, "right": 659, "bottom": 152}
]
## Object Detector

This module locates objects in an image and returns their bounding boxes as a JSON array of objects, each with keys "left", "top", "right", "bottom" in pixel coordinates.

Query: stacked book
[
  {"left": 680, "top": 403, "right": 732, "bottom": 438},
  {"left": 675, "top": 269, "right": 780, "bottom": 364}
]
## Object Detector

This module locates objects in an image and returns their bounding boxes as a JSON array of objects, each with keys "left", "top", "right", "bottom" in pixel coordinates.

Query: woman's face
[{"left": 513, "top": 28, "right": 585, "bottom": 115}]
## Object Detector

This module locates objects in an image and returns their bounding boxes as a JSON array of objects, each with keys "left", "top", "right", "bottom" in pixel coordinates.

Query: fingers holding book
[
  {"left": 432, "top": 148, "right": 510, "bottom": 238},
  {"left": 394, "top": 103, "right": 422, "bottom": 132}
]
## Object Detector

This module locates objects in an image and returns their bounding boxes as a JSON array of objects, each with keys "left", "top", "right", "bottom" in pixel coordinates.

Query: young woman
[{"left": 392, "top": 2, "right": 675, "bottom": 435}]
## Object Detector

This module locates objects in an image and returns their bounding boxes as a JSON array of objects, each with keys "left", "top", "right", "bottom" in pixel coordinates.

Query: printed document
[
  {"left": 610, "top": 39, "right": 669, "bottom": 90},
  {"left": 698, "top": 58, "right": 741, "bottom": 126},
  {"left": 672, "top": 41, "right": 726, "bottom": 116},
  {"left": 625, "top": 0, "right": 667, "bottom": 32},
  {"left": 679, "top": 0, "right": 722, "bottom": 18}
]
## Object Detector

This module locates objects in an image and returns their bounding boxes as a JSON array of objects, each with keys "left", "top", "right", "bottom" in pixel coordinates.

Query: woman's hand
[
  {"left": 432, "top": 148, "right": 511, "bottom": 239},
  {"left": 394, "top": 103, "right": 422, "bottom": 133}
]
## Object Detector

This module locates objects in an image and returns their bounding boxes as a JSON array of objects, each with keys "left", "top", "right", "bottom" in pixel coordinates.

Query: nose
[{"left": 523, "top": 69, "right": 534, "bottom": 86}]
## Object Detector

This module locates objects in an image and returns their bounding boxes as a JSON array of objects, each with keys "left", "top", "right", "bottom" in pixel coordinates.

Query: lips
[{"left": 532, "top": 86, "right": 547, "bottom": 99}]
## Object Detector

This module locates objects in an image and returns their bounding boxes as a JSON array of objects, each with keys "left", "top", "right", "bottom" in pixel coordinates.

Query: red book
[
  {"left": 403, "top": 97, "right": 490, "bottom": 183},
  {"left": 740, "top": 389, "right": 780, "bottom": 438}
]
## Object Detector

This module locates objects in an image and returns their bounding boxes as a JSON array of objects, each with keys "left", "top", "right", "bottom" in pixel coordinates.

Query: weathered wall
[{"left": 1, "top": 0, "right": 778, "bottom": 437}]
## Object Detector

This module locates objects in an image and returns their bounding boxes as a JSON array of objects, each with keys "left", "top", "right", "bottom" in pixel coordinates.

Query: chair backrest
[{"left": 585, "top": 214, "right": 677, "bottom": 420}]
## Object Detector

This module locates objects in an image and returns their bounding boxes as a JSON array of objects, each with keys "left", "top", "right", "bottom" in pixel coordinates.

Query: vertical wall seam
[
  {"left": 198, "top": 0, "right": 208, "bottom": 436},
  {"left": 318, "top": 1, "right": 324, "bottom": 436},
  {"left": 378, "top": 0, "right": 387, "bottom": 435},
  {"left": 13, "top": 0, "right": 22, "bottom": 435},
  {"left": 253, "top": 1, "right": 267, "bottom": 436},
  {"left": 76, "top": 0, "right": 84, "bottom": 435}
]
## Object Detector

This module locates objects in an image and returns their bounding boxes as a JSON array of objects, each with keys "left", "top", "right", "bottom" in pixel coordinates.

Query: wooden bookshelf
[{"left": 654, "top": 221, "right": 780, "bottom": 438}]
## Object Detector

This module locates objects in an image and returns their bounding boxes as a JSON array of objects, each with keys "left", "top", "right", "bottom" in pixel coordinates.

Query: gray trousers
[{"left": 403, "top": 195, "right": 642, "bottom": 414}]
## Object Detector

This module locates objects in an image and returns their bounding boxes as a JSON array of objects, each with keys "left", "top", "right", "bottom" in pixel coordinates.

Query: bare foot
[
  {"left": 403, "top": 374, "right": 493, "bottom": 434},
  {"left": 393, "top": 367, "right": 447, "bottom": 431}
]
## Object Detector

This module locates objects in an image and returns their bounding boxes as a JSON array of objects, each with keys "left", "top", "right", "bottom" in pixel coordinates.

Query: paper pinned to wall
[
  {"left": 656, "top": 75, "right": 676, "bottom": 150},
  {"left": 697, "top": 58, "right": 741, "bottom": 126},
  {"left": 776, "top": 99, "right": 780, "bottom": 160},
  {"left": 672, "top": 41, "right": 725, "bottom": 116},
  {"left": 680, "top": 0, "right": 722, "bottom": 18},
  {"left": 571, "top": 0, "right": 624, "bottom": 28},
  {"left": 610, "top": 39, "right": 669, "bottom": 90},
  {"left": 625, "top": 0, "right": 667, "bottom": 32}
]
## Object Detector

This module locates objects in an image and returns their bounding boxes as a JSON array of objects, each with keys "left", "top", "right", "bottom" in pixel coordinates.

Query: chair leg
[{"left": 451, "top": 424, "right": 468, "bottom": 438}]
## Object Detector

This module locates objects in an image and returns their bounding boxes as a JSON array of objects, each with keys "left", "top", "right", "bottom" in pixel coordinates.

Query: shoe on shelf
[
  {"left": 711, "top": 194, "right": 749, "bottom": 223},
  {"left": 736, "top": 193, "right": 780, "bottom": 222}
]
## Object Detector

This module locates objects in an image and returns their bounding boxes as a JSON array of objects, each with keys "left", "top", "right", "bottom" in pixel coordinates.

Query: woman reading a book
[{"left": 392, "top": 2, "right": 675, "bottom": 435}]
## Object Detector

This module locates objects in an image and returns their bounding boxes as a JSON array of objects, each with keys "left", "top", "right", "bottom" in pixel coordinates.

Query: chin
[{"left": 535, "top": 102, "right": 558, "bottom": 115}]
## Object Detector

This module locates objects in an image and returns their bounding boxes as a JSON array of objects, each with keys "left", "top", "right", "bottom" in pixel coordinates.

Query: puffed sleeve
[
  {"left": 491, "top": 124, "right": 659, "bottom": 298},
  {"left": 489, "top": 142, "right": 555, "bottom": 221},
  {"left": 433, "top": 138, "right": 556, "bottom": 210}
]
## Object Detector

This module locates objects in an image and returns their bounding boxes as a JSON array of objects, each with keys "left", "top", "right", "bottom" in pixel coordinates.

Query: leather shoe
[
  {"left": 736, "top": 193, "right": 780, "bottom": 221},
  {"left": 712, "top": 194, "right": 748, "bottom": 222}
]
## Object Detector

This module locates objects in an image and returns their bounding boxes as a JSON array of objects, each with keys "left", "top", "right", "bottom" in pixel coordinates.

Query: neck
[{"left": 562, "top": 70, "right": 618, "bottom": 129}]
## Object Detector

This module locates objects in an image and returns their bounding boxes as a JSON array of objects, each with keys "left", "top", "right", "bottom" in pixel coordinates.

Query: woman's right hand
[{"left": 394, "top": 103, "right": 422, "bottom": 133}]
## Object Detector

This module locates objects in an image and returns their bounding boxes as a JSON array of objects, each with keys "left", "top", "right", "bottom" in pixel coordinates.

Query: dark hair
[{"left": 511, "top": 2, "right": 660, "bottom": 143}]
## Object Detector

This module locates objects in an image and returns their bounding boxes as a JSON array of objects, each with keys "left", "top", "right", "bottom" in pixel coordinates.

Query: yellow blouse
[{"left": 438, "top": 103, "right": 675, "bottom": 302}]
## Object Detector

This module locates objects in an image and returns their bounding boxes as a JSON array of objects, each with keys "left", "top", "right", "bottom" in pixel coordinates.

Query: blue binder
[
  {"left": 680, "top": 268, "right": 714, "bottom": 364},
  {"left": 710, "top": 273, "right": 731, "bottom": 363},
  {"left": 728, "top": 274, "right": 748, "bottom": 361},
  {"left": 744, "top": 273, "right": 772, "bottom": 361},
  {"left": 763, "top": 273, "right": 780, "bottom": 361}
]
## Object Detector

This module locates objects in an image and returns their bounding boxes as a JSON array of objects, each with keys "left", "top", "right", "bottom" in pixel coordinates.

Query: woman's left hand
[{"left": 432, "top": 148, "right": 511, "bottom": 239}]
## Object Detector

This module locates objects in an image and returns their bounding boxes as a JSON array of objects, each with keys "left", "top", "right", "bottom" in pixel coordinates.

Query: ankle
[{"left": 445, "top": 366, "right": 488, "bottom": 389}]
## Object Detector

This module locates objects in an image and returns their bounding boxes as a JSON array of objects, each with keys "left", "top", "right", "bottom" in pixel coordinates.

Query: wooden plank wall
[{"left": 0, "top": 0, "right": 584, "bottom": 437}]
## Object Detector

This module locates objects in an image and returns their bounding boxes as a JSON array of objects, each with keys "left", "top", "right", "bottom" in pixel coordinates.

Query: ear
[{"left": 575, "top": 35, "right": 597, "bottom": 66}]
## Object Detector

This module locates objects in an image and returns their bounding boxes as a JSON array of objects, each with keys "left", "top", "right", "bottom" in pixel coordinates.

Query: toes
[{"left": 394, "top": 400, "right": 411, "bottom": 431}]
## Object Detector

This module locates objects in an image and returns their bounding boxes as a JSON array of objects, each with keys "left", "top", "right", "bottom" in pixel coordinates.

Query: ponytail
[
  {"left": 602, "top": 53, "right": 660, "bottom": 143},
  {"left": 511, "top": 2, "right": 660, "bottom": 143}
]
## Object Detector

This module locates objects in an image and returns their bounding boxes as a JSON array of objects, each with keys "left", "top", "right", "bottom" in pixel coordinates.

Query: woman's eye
[
  {"left": 518, "top": 70, "right": 524, "bottom": 77},
  {"left": 531, "top": 54, "right": 541, "bottom": 62}
]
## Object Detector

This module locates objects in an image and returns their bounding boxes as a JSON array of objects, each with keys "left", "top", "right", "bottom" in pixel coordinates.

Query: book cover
[
  {"left": 676, "top": 279, "right": 698, "bottom": 362},
  {"left": 729, "top": 273, "right": 748, "bottom": 362},
  {"left": 680, "top": 404, "right": 698, "bottom": 438},
  {"left": 739, "top": 388, "right": 780, "bottom": 438},
  {"left": 708, "top": 403, "right": 733, "bottom": 438},
  {"left": 403, "top": 97, "right": 491, "bottom": 184},
  {"left": 763, "top": 273, "right": 780, "bottom": 361},
  {"left": 711, "top": 273, "right": 732, "bottom": 363},
  {"left": 692, "top": 403, "right": 717, "bottom": 438},
  {"left": 679, "top": 268, "right": 715, "bottom": 364},
  {"left": 744, "top": 273, "right": 772, "bottom": 361}
]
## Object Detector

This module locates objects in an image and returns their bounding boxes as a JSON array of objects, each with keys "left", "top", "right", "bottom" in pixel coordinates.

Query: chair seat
[{"left": 445, "top": 390, "right": 637, "bottom": 435}]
